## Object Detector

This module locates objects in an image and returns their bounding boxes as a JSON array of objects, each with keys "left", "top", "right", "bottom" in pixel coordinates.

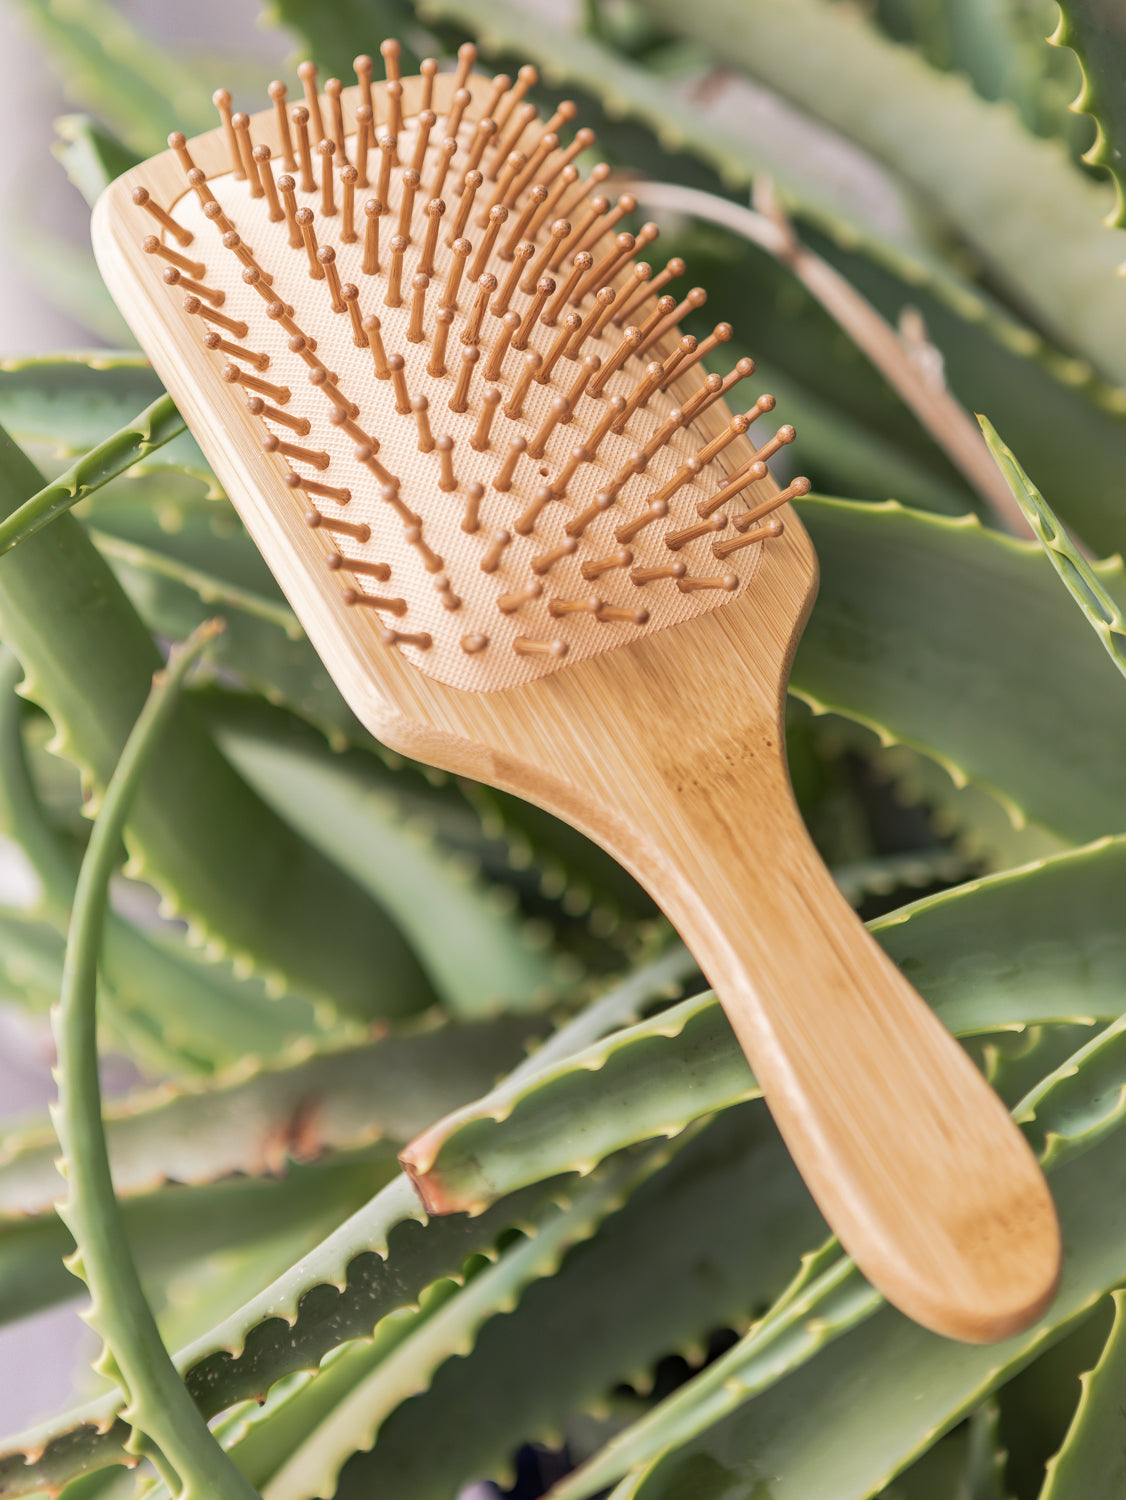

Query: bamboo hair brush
[{"left": 92, "top": 42, "right": 1060, "bottom": 1344}]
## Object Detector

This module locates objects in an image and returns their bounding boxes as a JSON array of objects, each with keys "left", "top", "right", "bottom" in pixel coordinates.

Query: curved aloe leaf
[
  {"left": 794, "top": 496, "right": 1126, "bottom": 842},
  {"left": 400, "top": 991, "right": 756, "bottom": 1213},
  {"left": 0, "top": 1174, "right": 557, "bottom": 1496},
  {"left": 0, "top": 1155, "right": 389, "bottom": 1331},
  {"left": 1038, "top": 1289, "right": 1126, "bottom": 1498},
  {"left": 334, "top": 1102, "right": 824, "bottom": 1500},
  {"left": 0, "top": 422, "right": 436, "bottom": 1019},
  {"left": 1051, "top": 1, "right": 1126, "bottom": 227},
  {"left": 0, "top": 396, "right": 184, "bottom": 557},
  {"left": 0, "top": 354, "right": 208, "bottom": 475},
  {"left": 193, "top": 696, "right": 568, "bottom": 1016},
  {"left": 1014, "top": 1014, "right": 1126, "bottom": 1173},
  {"left": 252, "top": 1150, "right": 669, "bottom": 1500},
  {"left": 980, "top": 417, "right": 1126, "bottom": 684},
  {"left": 0, "top": 1015, "right": 541, "bottom": 1218},
  {"left": 50, "top": 620, "right": 258, "bottom": 1500},
  {"left": 604, "top": 1127, "right": 1126, "bottom": 1500},
  {"left": 639, "top": 0, "right": 1126, "bottom": 387}
]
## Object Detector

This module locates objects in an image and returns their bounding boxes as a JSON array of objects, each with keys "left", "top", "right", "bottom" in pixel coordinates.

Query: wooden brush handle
[{"left": 557, "top": 672, "right": 1060, "bottom": 1343}]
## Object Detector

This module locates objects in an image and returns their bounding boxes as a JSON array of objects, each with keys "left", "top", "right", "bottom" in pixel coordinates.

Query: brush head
[{"left": 94, "top": 50, "right": 809, "bottom": 694}]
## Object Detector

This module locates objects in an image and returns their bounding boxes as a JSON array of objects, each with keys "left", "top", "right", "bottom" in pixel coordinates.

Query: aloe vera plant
[{"left": 5, "top": 0, "right": 1126, "bottom": 1495}]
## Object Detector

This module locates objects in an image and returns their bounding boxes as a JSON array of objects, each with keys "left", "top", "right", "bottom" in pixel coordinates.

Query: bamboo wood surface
[{"left": 92, "top": 68, "right": 1061, "bottom": 1344}]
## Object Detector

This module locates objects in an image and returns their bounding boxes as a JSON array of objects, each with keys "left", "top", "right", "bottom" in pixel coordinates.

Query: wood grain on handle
[
  {"left": 586, "top": 718, "right": 1058, "bottom": 1343},
  {"left": 535, "top": 624, "right": 1061, "bottom": 1344}
]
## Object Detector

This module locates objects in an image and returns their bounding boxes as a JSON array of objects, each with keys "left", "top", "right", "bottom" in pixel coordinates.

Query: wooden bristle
[
  {"left": 203, "top": 330, "right": 269, "bottom": 369},
  {"left": 133, "top": 186, "right": 193, "bottom": 245},
  {"left": 306, "top": 508, "right": 370, "bottom": 542},
  {"left": 327, "top": 551, "right": 392, "bottom": 580},
  {"left": 269, "top": 80, "right": 296, "bottom": 171},
  {"left": 297, "top": 60, "right": 325, "bottom": 144},
  {"left": 143, "top": 235, "right": 205, "bottom": 279}
]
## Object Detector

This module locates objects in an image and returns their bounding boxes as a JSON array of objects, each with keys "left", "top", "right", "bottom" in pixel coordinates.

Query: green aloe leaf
[
  {"left": 0, "top": 1174, "right": 559, "bottom": 1496},
  {"left": 0, "top": 908, "right": 68, "bottom": 1010},
  {"left": 796, "top": 233, "right": 1126, "bottom": 558},
  {"left": 1051, "top": 1, "right": 1126, "bottom": 227},
  {"left": 49, "top": 619, "right": 258, "bottom": 1500},
  {"left": 965, "top": 1400, "right": 1007, "bottom": 1500},
  {"left": 7, "top": 229, "right": 132, "bottom": 346},
  {"left": 263, "top": 0, "right": 426, "bottom": 78},
  {"left": 822, "top": 715, "right": 1068, "bottom": 875},
  {"left": 603, "top": 1132, "right": 1126, "bottom": 1500},
  {"left": 0, "top": 1155, "right": 389, "bottom": 1331},
  {"left": 275, "top": 0, "right": 931, "bottom": 254},
  {"left": 980, "top": 417, "right": 1126, "bottom": 684},
  {"left": 0, "top": 354, "right": 209, "bottom": 476},
  {"left": 0, "top": 396, "right": 185, "bottom": 557},
  {"left": 638, "top": 0, "right": 1126, "bottom": 388},
  {"left": 0, "top": 422, "right": 436, "bottom": 1020},
  {"left": 92, "top": 528, "right": 359, "bottom": 731},
  {"left": 159, "top": 1293, "right": 460, "bottom": 1497},
  {"left": 0, "top": 1015, "right": 541, "bottom": 1219},
  {"left": 871, "top": 0, "right": 1053, "bottom": 131},
  {"left": 0, "top": 648, "right": 320, "bottom": 1069},
  {"left": 334, "top": 1102, "right": 825, "bottom": 1500},
  {"left": 870, "top": 834, "right": 1126, "bottom": 1037},
  {"left": 241, "top": 1150, "right": 669, "bottom": 1500},
  {"left": 1013, "top": 1014, "right": 1126, "bottom": 1173},
  {"left": 793, "top": 496, "right": 1126, "bottom": 843},
  {"left": 206, "top": 697, "right": 570, "bottom": 1016},
  {"left": 1038, "top": 1290, "right": 1126, "bottom": 1498},
  {"left": 400, "top": 990, "right": 757, "bottom": 1213}
]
